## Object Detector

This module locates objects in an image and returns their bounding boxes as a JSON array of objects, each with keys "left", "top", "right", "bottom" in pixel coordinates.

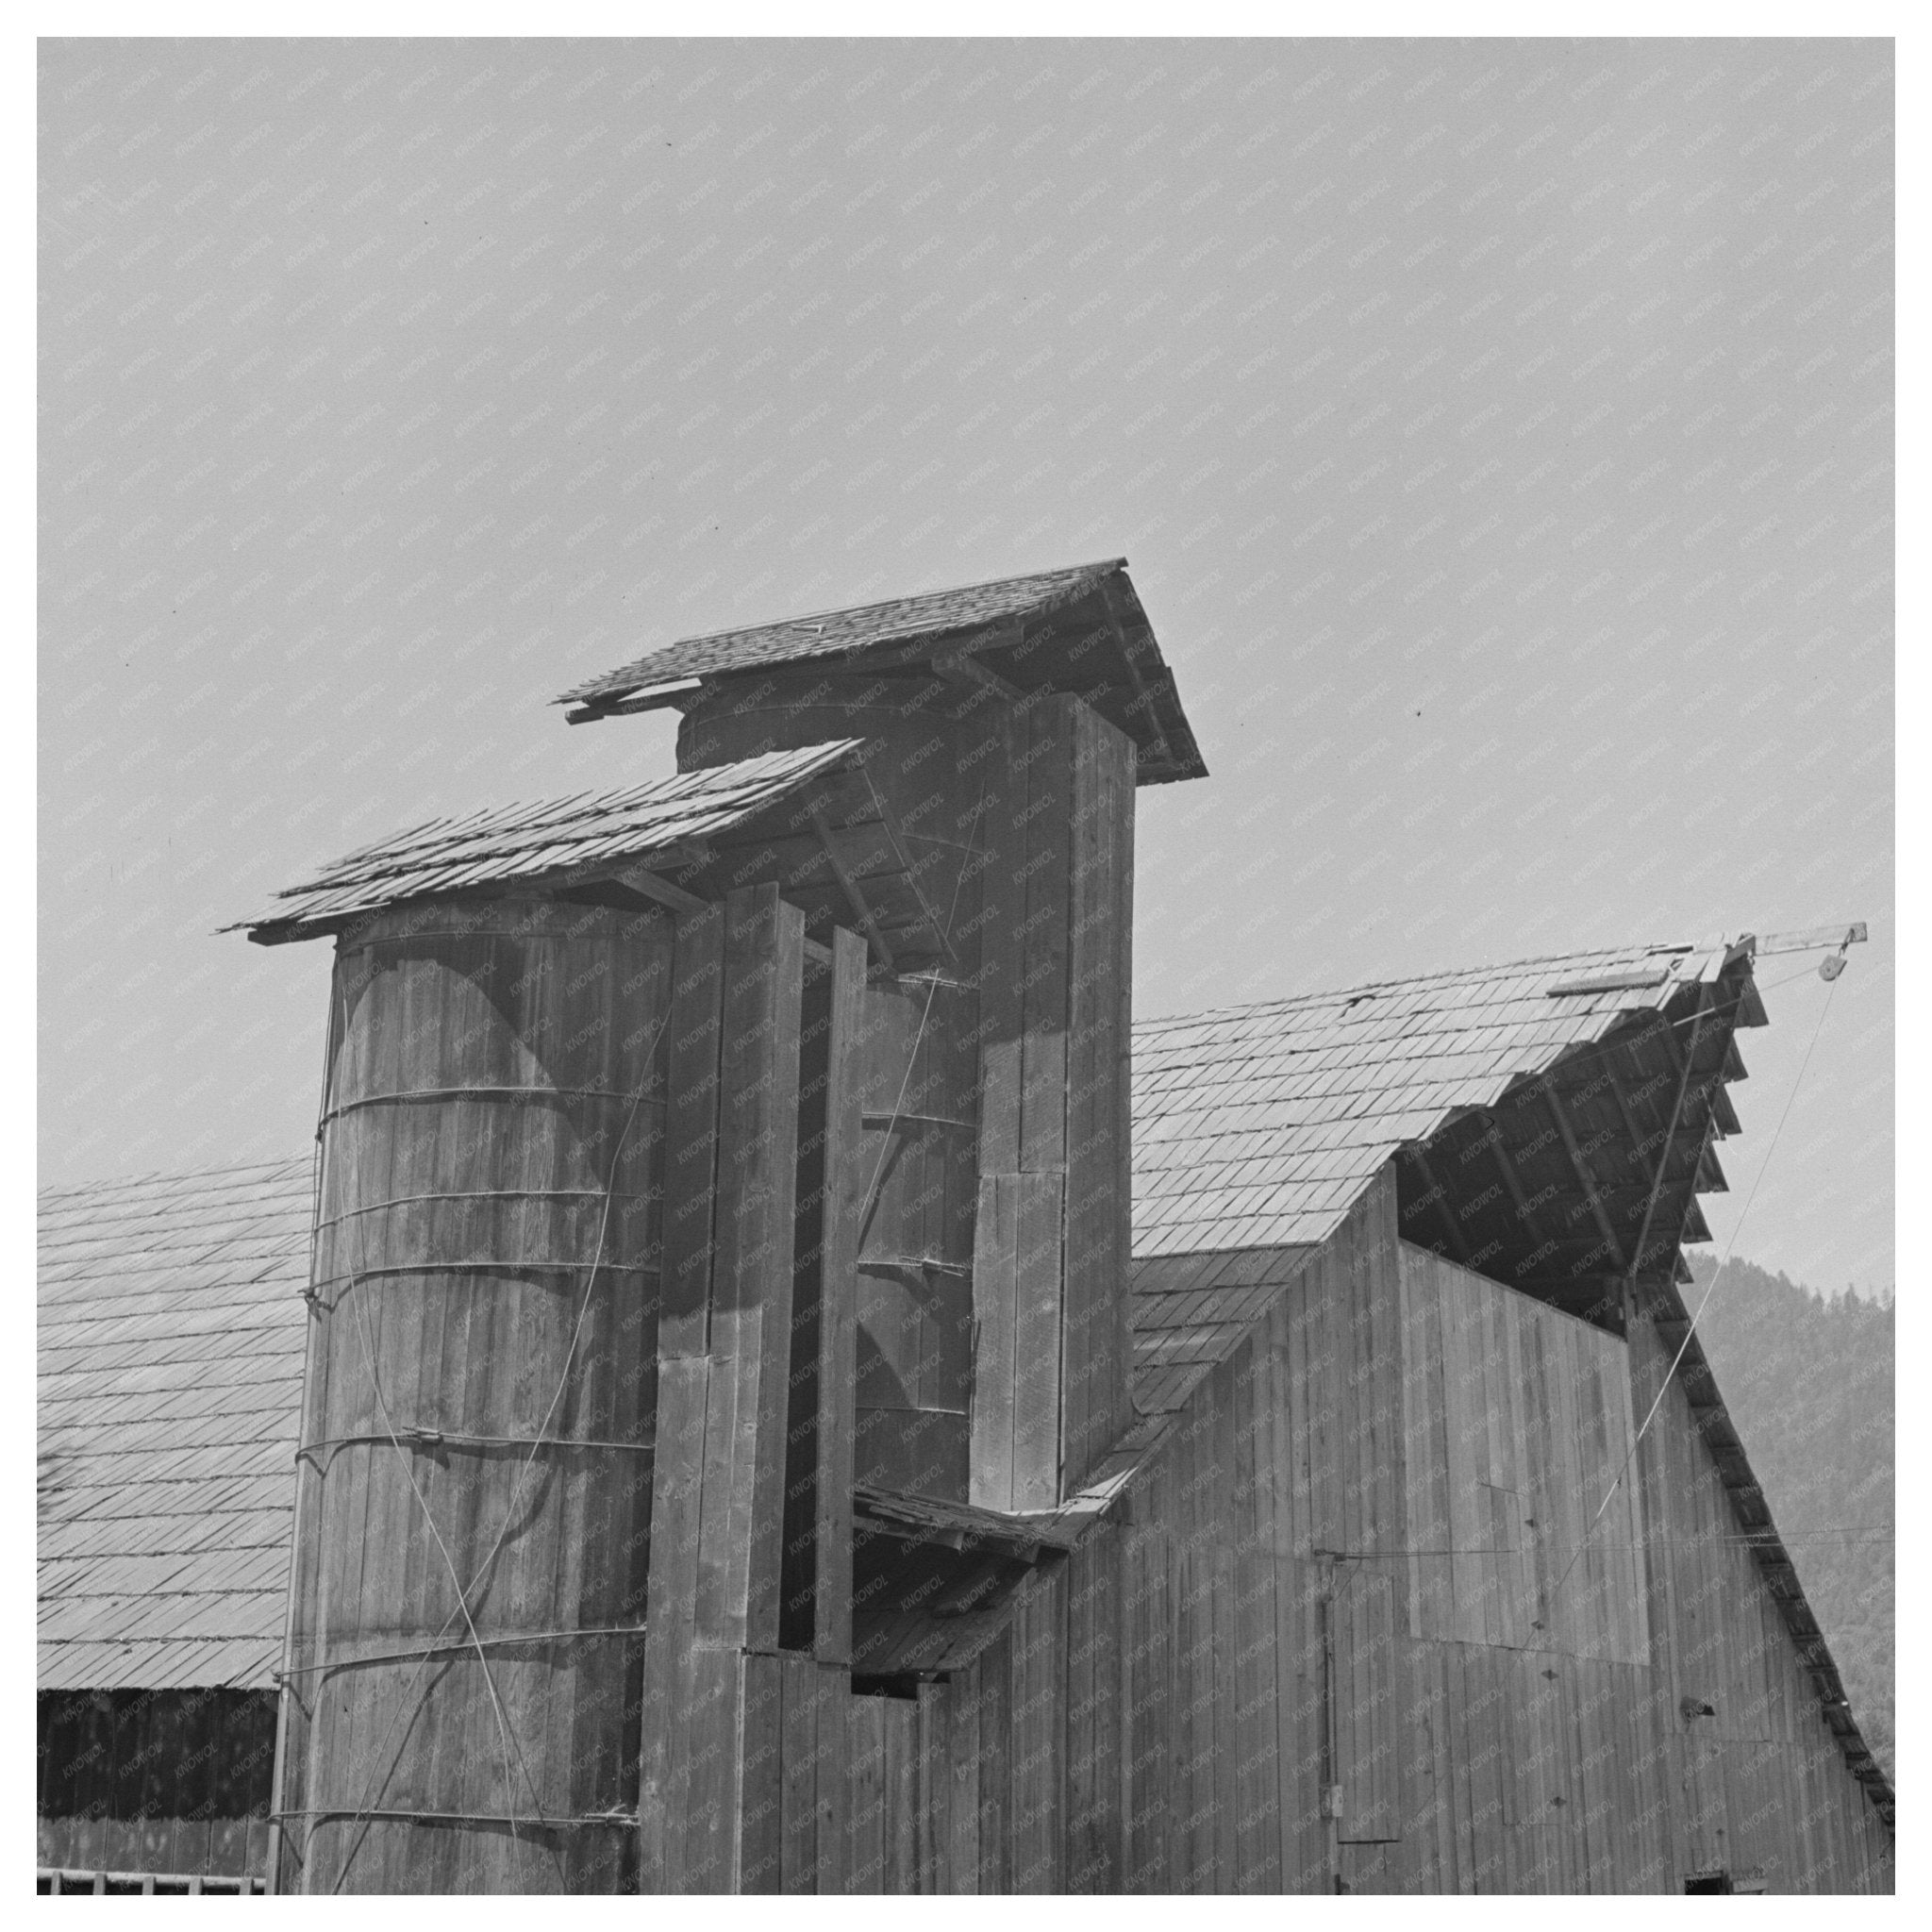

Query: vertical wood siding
[
  {"left": 974, "top": 696, "right": 1136, "bottom": 1510},
  {"left": 38, "top": 1689, "right": 276, "bottom": 1881},
  {"left": 639, "top": 886, "right": 807, "bottom": 1894},
  {"left": 816, "top": 1164, "right": 1890, "bottom": 1894},
  {"left": 681, "top": 688, "right": 992, "bottom": 1503}
]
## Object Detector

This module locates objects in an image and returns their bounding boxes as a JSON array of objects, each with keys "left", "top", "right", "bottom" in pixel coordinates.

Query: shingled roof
[
  {"left": 36, "top": 939, "right": 1756, "bottom": 1696},
  {"left": 1133, "top": 938, "right": 1762, "bottom": 1259},
  {"left": 554, "top": 558, "right": 1208, "bottom": 784},
  {"left": 231, "top": 741, "right": 864, "bottom": 945},
  {"left": 38, "top": 1159, "right": 311, "bottom": 1692}
]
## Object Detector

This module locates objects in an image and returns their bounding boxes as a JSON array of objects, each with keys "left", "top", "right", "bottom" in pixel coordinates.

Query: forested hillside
[{"left": 1687, "top": 1251, "right": 1894, "bottom": 1781}]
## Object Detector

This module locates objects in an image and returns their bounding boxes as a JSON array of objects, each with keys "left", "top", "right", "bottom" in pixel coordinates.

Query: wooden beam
[
  {"left": 1635, "top": 994, "right": 1732, "bottom": 1132},
  {"left": 1404, "top": 1142, "right": 1474, "bottom": 1267},
  {"left": 702, "top": 883, "right": 806, "bottom": 1651},
  {"left": 1540, "top": 1080, "right": 1627, "bottom": 1273},
  {"left": 807, "top": 802, "right": 897, "bottom": 974},
  {"left": 639, "top": 908, "right": 729, "bottom": 1888},
  {"left": 1478, "top": 1115, "right": 1552, "bottom": 1250},
  {"left": 851, "top": 768, "right": 958, "bottom": 967},
  {"left": 971, "top": 1171, "right": 1066, "bottom": 1513},
  {"left": 932, "top": 649, "right": 1025, "bottom": 705},
  {"left": 1507, "top": 1276, "right": 1628, "bottom": 1330},
  {"left": 615, "top": 862, "right": 709, "bottom": 916},
  {"left": 974, "top": 704, "right": 1025, "bottom": 1178},
  {"left": 642, "top": 885, "right": 807, "bottom": 1894},
  {"left": 1749, "top": 921, "right": 1867, "bottom": 957},
  {"left": 1625, "top": 991, "right": 1708, "bottom": 1281},
  {"left": 709, "top": 820, "right": 901, "bottom": 893},
  {"left": 564, "top": 675, "right": 706, "bottom": 724},
  {"left": 659, "top": 905, "right": 726, "bottom": 1358},
  {"left": 814, "top": 924, "right": 865, "bottom": 1664},
  {"left": 858, "top": 1254, "right": 974, "bottom": 1280},
  {"left": 512, "top": 841, "right": 714, "bottom": 898},
  {"left": 1060, "top": 699, "right": 1136, "bottom": 1494},
  {"left": 1095, "top": 573, "right": 1175, "bottom": 769},
  {"left": 864, "top": 618, "right": 1025, "bottom": 677},
  {"left": 1599, "top": 1058, "right": 1661, "bottom": 1174}
]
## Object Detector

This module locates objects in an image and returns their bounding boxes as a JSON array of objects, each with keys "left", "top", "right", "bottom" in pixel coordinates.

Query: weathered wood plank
[
  {"left": 1194, "top": 1364, "right": 1236, "bottom": 1892},
  {"left": 974, "top": 704, "right": 1025, "bottom": 1180},
  {"left": 1061, "top": 702, "right": 1134, "bottom": 1492},
  {"left": 1016, "top": 698, "right": 1072, "bottom": 1176},
  {"left": 779, "top": 1654, "right": 818, "bottom": 1893},
  {"left": 946, "top": 1666, "right": 980, "bottom": 1894},
  {"left": 739, "top": 1651, "right": 784, "bottom": 1893},
  {"left": 1012, "top": 1173, "right": 1067, "bottom": 1512},
  {"left": 1124, "top": 1508, "right": 1172, "bottom": 1892},
  {"left": 812, "top": 1664, "right": 850, "bottom": 1896},
  {"left": 1009, "top": 1577, "right": 1063, "bottom": 1892},
  {"left": 1362, "top": 1170, "right": 1405, "bottom": 1566},
  {"left": 846, "top": 1693, "right": 886, "bottom": 1894},
  {"left": 639, "top": 1355, "right": 707, "bottom": 1890},
  {"left": 815, "top": 926, "right": 865, "bottom": 1662},
  {"left": 681, "top": 1645, "right": 743, "bottom": 1892},
  {"left": 914, "top": 1681, "right": 949, "bottom": 1894},
  {"left": 969, "top": 1172, "right": 1018, "bottom": 1510},
  {"left": 882, "top": 1696, "right": 918, "bottom": 1894},
  {"left": 1231, "top": 1351, "right": 1280, "bottom": 1894},
  {"left": 701, "top": 884, "right": 805, "bottom": 1649},
  {"left": 1063, "top": 1535, "right": 1116, "bottom": 1891},
  {"left": 975, "top": 1626, "right": 1012, "bottom": 1895},
  {"left": 662, "top": 904, "right": 726, "bottom": 1359}
]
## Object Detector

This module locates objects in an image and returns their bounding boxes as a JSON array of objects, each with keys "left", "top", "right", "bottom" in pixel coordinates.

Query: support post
[
  {"left": 781, "top": 924, "right": 863, "bottom": 1664},
  {"left": 639, "top": 883, "right": 806, "bottom": 1893},
  {"left": 971, "top": 696, "right": 1136, "bottom": 1508}
]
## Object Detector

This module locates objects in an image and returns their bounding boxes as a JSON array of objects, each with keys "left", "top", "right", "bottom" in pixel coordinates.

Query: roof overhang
[
  {"left": 1395, "top": 948, "right": 1765, "bottom": 1319},
  {"left": 228, "top": 740, "right": 965, "bottom": 972},
  {"left": 555, "top": 558, "right": 1208, "bottom": 786}
]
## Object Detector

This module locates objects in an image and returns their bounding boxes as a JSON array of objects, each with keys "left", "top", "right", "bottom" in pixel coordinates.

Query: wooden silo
[
  {"left": 246, "top": 747, "right": 876, "bottom": 1895},
  {"left": 275, "top": 897, "right": 672, "bottom": 1892}
]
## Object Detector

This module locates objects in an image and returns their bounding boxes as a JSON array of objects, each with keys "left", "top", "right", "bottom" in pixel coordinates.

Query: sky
[{"left": 39, "top": 36, "right": 1893, "bottom": 1293}]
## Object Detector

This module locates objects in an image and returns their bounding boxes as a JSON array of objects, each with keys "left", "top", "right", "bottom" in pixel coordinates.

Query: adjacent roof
[
  {"left": 231, "top": 741, "right": 863, "bottom": 946},
  {"left": 40, "top": 941, "right": 1886, "bottom": 1830},
  {"left": 30, "top": 939, "right": 1753, "bottom": 1696},
  {"left": 554, "top": 558, "right": 1208, "bottom": 785},
  {"left": 38, "top": 1159, "right": 311, "bottom": 1693},
  {"left": 1133, "top": 938, "right": 1760, "bottom": 1259}
]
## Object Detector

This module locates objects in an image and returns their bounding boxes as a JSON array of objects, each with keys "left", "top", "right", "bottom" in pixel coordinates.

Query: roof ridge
[
  {"left": 36, "top": 1156, "right": 312, "bottom": 1206},
  {"left": 230, "top": 738, "right": 869, "bottom": 943},
  {"left": 563, "top": 558, "right": 1124, "bottom": 691},
  {"left": 270, "top": 739, "right": 865, "bottom": 891},
  {"left": 37, "top": 939, "right": 1716, "bottom": 1201},
  {"left": 1132, "top": 941, "right": 1699, "bottom": 1030}
]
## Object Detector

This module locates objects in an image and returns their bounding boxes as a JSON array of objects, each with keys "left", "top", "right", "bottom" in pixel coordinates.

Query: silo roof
[
  {"left": 553, "top": 558, "right": 1208, "bottom": 785},
  {"left": 229, "top": 739, "right": 867, "bottom": 946}
]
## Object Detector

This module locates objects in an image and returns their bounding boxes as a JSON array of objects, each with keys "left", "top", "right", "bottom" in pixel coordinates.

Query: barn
[{"left": 38, "top": 560, "right": 1893, "bottom": 1893}]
